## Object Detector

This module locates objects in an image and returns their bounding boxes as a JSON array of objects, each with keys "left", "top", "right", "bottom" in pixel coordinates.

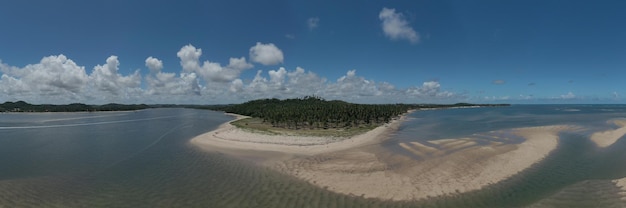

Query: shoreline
[
  {"left": 190, "top": 110, "right": 413, "bottom": 157},
  {"left": 190, "top": 110, "right": 573, "bottom": 201}
]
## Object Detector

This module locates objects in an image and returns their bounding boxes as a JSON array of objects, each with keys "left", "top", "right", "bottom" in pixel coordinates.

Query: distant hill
[{"left": 0, "top": 101, "right": 150, "bottom": 112}]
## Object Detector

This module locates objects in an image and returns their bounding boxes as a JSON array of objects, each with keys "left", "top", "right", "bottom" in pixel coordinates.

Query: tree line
[
  {"left": 215, "top": 96, "right": 412, "bottom": 130},
  {"left": 0, "top": 101, "right": 150, "bottom": 112}
]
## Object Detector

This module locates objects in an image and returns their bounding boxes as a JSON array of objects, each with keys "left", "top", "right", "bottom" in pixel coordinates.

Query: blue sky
[{"left": 1, "top": 0, "right": 625, "bottom": 104}]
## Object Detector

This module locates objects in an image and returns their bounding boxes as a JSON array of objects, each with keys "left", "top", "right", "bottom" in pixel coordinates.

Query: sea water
[{"left": 1, "top": 106, "right": 625, "bottom": 207}]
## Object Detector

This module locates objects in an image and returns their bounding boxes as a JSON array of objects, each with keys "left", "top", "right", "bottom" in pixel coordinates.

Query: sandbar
[
  {"left": 590, "top": 119, "right": 626, "bottom": 148},
  {"left": 190, "top": 112, "right": 574, "bottom": 201},
  {"left": 613, "top": 177, "right": 626, "bottom": 201}
]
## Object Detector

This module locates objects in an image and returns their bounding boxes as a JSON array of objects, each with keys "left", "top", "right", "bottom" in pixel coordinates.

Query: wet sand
[
  {"left": 613, "top": 177, "right": 626, "bottom": 202},
  {"left": 191, "top": 113, "right": 574, "bottom": 201},
  {"left": 590, "top": 119, "right": 626, "bottom": 148}
]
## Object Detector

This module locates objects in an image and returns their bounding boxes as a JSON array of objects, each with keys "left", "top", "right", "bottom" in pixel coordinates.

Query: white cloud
[
  {"left": 90, "top": 56, "right": 142, "bottom": 96},
  {"left": 405, "top": 81, "right": 454, "bottom": 98},
  {"left": 249, "top": 42, "right": 284, "bottom": 65},
  {"left": 379, "top": 7, "right": 419, "bottom": 44},
  {"left": 228, "top": 68, "right": 457, "bottom": 103},
  {"left": 230, "top": 79, "right": 244, "bottom": 93},
  {"left": 308, "top": 17, "right": 319, "bottom": 30},
  {"left": 176, "top": 44, "right": 202, "bottom": 73},
  {"left": 145, "top": 56, "right": 163, "bottom": 73},
  {"left": 0, "top": 45, "right": 470, "bottom": 104},
  {"left": 268, "top": 67, "right": 287, "bottom": 84},
  {"left": 146, "top": 72, "right": 200, "bottom": 96},
  {"left": 176, "top": 44, "right": 253, "bottom": 83},
  {"left": 560, "top": 92, "right": 576, "bottom": 99},
  {"left": 327, "top": 70, "right": 382, "bottom": 98},
  {"left": 0, "top": 55, "right": 89, "bottom": 97}
]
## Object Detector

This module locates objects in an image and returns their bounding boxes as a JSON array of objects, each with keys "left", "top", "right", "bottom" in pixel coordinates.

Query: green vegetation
[
  {"left": 206, "top": 96, "right": 510, "bottom": 137},
  {"left": 220, "top": 96, "right": 412, "bottom": 131},
  {"left": 231, "top": 117, "right": 377, "bottom": 137},
  {"left": 0, "top": 101, "right": 150, "bottom": 112}
]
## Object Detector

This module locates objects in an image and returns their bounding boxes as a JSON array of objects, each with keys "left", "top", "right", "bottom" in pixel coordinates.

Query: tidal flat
[{"left": 2, "top": 106, "right": 626, "bottom": 207}]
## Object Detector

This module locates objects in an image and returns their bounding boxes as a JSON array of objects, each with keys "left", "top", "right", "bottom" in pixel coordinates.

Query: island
[
  {"left": 190, "top": 97, "right": 571, "bottom": 201},
  {"left": 203, "top": 96, "right": 509, "bottom": 138}
]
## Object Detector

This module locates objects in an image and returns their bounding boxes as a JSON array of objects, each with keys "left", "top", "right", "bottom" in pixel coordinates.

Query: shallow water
[{"left": 1, "top": 106, "right": 626, "bottom": 207}]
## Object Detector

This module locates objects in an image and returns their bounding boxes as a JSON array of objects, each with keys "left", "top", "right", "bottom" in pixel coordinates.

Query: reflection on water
[{"left": 1, "top": 106, "right": 626, "bottom": 207}]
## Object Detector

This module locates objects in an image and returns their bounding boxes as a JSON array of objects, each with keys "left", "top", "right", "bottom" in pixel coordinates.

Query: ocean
[{"left": 1, "top": 106, "right": 625, "bottom": 207}]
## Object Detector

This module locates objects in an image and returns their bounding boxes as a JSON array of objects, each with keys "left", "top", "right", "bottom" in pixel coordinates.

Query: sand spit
[
  {"left": 590, "top": 119, "right": 626, "bottom": 148},
  {"left": 274, "top": 125, "right": 573, "bottom": 201},
  {"left": 191, "top": 112, "right": 574, "bottom": 201},
  {"left": 190, "top": 112, "right": 408, "bottom": 158}
]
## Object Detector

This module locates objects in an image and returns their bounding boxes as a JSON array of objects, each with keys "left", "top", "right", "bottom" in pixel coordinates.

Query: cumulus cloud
[
  {"left": 249, "top": 42, "right": 284, "bottom": 65},
  {"left": 90, "top": 56, "right": 142, "bottom": 96},
  {"left": 379, "top": 7, "right": 419, "bottom": 44},
  {"left": 227, "top": 68, "right": 457, "bottom": 103},
  {"left": 230, "top": 79, "right": 244, "bottom": 93},
  {"left": 0, "top": 55, "right": 89, "bottom": 97},
  {"left": 145, "top": 56, "right": 163, "bottom": 73},
  {"left": 308, "top": 17, "right": 319, "bottom": 30},
  {"left": 560, "top": 92, "right": 576, "bottom": 99},
  {"left": 177, "top": 44, "right": 253, "bottom": 83},
  {"left": 0, "top": 44, "right": 468, "bottom": 104},
  {"left": 146, "top": 72, "right": 200, "bottom": 96},
  {"left": 326, "top": 70, "right": 383, "bottom": 98},
  {"left": 405, "top": 81, "right": 453, "bottom": 98},
  {"left": 228, "top": 67, "right": 324, "bottom": 99},
  {"left": 142, "top": 55, "right": 201, "bottom": 97}
]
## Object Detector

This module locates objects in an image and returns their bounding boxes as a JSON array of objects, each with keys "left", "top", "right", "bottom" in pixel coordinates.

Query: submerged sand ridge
[
  {"left": 190, "top": 112, "right": 578, "bottom": 201},
  {"left": 273, "top": 125, "right": 576, "bottom": 200}
]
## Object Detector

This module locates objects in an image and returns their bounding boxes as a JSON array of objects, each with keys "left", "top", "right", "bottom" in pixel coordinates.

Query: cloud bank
[{"left": 0, "top": 43, "right": 463, "bottom": 104}]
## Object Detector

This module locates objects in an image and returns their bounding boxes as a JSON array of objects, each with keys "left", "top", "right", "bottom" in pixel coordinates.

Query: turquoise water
[{"left": 1, "top": 106, "right": 626, "bottom": 207}]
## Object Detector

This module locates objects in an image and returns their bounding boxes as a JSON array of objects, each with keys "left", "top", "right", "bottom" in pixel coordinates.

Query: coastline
[
  {"left": 190, "top": 110, "right": 572, "bottom": 201},
  {"left": 190, "top": 110, "right": 412, "bottom": 157}
]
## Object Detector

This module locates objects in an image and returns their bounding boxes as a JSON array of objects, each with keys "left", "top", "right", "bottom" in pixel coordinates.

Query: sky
[{"left": 1, "top": 0, "right": 625, "bottom": 104}]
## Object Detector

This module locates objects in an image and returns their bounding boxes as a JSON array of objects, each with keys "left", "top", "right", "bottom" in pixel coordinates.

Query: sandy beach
[
  {"left": 191, "top": 112, "right": 575, "bottom": 201},
  {"left": 190, "top": 112, "right": 407, "bottom": 157},
  {"left": 590, "top": 119, "right": 626, "bottom": 148}
]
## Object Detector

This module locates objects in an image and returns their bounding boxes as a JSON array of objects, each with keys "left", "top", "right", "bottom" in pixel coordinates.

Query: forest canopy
[
  {"left": 0, "top": 101, "right": 150, "bottom": 112},
  {"left": 214, "top": 96, "right": 508, "bottom": 130}
]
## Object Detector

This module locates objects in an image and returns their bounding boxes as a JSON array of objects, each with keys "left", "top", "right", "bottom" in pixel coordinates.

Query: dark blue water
[{"left": 1, "top": 106, "right": 626, "bottom": 207}]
